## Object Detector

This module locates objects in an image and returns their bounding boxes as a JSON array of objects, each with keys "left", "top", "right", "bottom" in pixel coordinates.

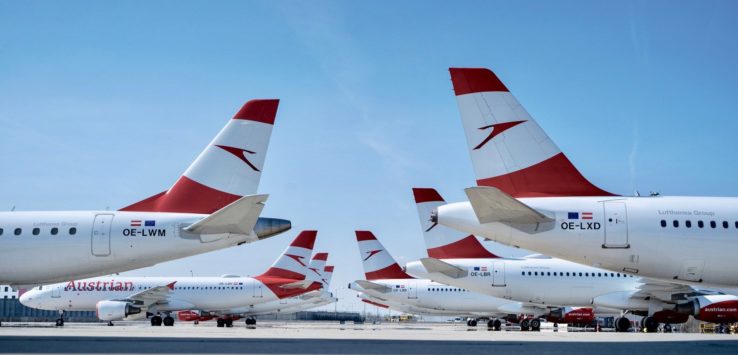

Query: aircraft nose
[{"left": 19, "top": 291, "right": 33, "bottom": 306}]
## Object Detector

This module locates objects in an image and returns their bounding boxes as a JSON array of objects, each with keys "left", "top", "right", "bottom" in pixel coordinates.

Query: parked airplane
[
  {"left": 19, "top": 230, "right": 321, "bottom": 327},
  {"left": 0, "top": 99, "right": 290, "bottom": 286},
  {"left": 432, "top": 67, "right": 738, "bottom": 329},
  {"left": 178, "top": 255, "right": 337, "bottom": 325},
  {"left": 349, "top": 231, "right": 530, "bottom": 329}
]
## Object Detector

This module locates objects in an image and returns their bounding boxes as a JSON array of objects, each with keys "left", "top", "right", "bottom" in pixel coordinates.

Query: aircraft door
[
  {"left": 252, "top": 283, "right": 263, "bottom": 298},
  {"left": 91, "top": 214, "right": 114, "bottom": 256},
  {"left": 492, "top": 262, "right": 506, "bottom": 287},
  {"left": 603, "top": 202, "right": 629, "bottom": 248},
  {"left": 407, "top": 281, "right": 418, "bottom": 299}
]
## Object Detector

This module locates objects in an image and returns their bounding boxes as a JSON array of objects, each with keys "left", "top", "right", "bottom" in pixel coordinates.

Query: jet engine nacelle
[
  {"left": 254, "top": 218, "right": 292, "bottom": 240},
  {"left": 675, "top": 295, "right": 738, "bottom": 323},
  {"left": 651, "top": 310, "right": 689, "bottom": 324},
  {"left": 546, "top": 307, "right": 595, "bottom": 324},
  {"left": 96, "top": 300, "right": 141, "bottom": 321}
]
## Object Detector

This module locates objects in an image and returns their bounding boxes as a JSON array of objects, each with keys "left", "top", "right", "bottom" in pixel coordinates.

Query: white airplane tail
[
  {"left": 121, "top": 99, "right": 279, "bottom": 214},
  {"left": 412, "top": 188, "right": 499, "bottom": 259},
  {"left": 322, "top": 265, "right": 334, "bottom": 289},
  {"left": 355, "top": 231, "right": 413, "bottom": 280},
  {"left": 255, "top": 230, "right": 320, "bottom": 299},
  {"left": 307, "top": 252, "right": 328, "bottom": 284},
  {"left": 449, "top": 68, "right": 613, "bottom": 197}
]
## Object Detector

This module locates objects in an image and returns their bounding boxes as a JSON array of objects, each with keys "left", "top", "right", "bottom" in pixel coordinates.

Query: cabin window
[
  {"left": 723, "top": 221, "right": 729, "bottom": 229},
  {"left": 673, "top": 220, "right": 679, "bottom": 228},
  {"left": 598, "top": 273, "right": 602, "bottom": 277},
  {"left": 685, "top": 220, "right": 692, "bottom": 228},
  {"left": 660, "top": 220, "right": 667, "bottom": 227},
  {"left": 710, "top": 221, "right": 717, "bottom": 229},
  {"left": 14, "top": 228, "right": 21, "bottom": 236},
  {"left": 534, "top": 272, "right": 538, "bottom": 276},
  {"left": 32, "top": 228, "right": 40, "bottom": 236},
  {"left": 698, "top": 221, "right": 704, "bottom": 228},
  {"left": 566, "top": 272, "right": 570, "bottom": 276},
  {"left": 547, "top": 272, "right": 551, "bottom": 276},
  {"left": 51, "top": 227, "right": 58, "bottom": 235},
  {"left": 69, "top": 227, "right": 77, "bottom": 235},
  {"left": 578, "top": 272, "right": 582, "bottom": 276},
  {"left": 735, "top": 222, "right": 738, "bottom": 229},
  {"left": 0, "top": 228, "right": 3, "bottom": 236}
]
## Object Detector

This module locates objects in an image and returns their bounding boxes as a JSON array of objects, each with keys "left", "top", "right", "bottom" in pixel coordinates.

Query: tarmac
[{"left": 1, "top": 321, "right": 737, "bottom": 354}]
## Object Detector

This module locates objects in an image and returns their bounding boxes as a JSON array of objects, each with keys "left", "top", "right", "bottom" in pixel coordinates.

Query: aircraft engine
[
  {"left": 96, "top": 300, "right": 141, "bottom": 321},
  {"left": 675, "top": 295, "right": 738, "bottom": 323}
]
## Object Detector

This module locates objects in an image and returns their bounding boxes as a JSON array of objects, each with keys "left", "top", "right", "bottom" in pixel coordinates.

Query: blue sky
[{"left": 2, "top": 1, "right": 738, "bottom": 313}]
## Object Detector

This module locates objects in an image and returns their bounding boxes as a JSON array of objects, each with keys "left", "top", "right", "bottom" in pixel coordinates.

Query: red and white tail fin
[
  {"left": 413, "top": 188, "right": 499, "bottom": 259},
  {"left": 307, "top": 252, "right": 329, "bottom": 284},
  {"left": 257, "top": 230, "right": 316, "bottom": 280},
  {"left": 322, "top": 265, "right": 334, "bottom": 288},
  {"left": 449, "top": 68, "right": 613, "bottom": 198},
  {"left": 120, "top": 99, "right": 279, "bottom": 214},
  {"left": 255, "top": 230, "right": 320, "bottom": 299},
  {"left": 355, "top": 231, "right": 413, "bottom": 280}
]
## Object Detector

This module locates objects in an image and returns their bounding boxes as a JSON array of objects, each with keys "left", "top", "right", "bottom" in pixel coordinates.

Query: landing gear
[
  {"left": 487, "top": 319, "right": 502, "bottom": 331},
  {"left": 225, "top": 318, "right": 233, "bottom": 328},
  {"left": 530, "top": 318, "right": 541, "bottom": 332},
  {"left": 56, "top": 310, "right": 65, "bottom": 327},
  {"left": 245, "top": 318, "right": 256, "bottom": 326},
  {"left": 163, "top": 316, "right": 175, "bottom": 327},
  {"left": 466, "top": 319, "right": 477, "bottom": 327},
  {"left": 216, "top": 318, "right": 225, "bottom": 328},
  {"left": 150, "top": 315, "right": 163, "bottom": 326},
  {"left": 520, "top": 318, "right": 530, "bottom": 331},
  {"left": 642, "top": 316, "right": 659, "bottom": 333},
  {"left": 108, "top": 321, "right": 114, "bottom": 327},
  {"left": 615, "top": 317, "right": 631, "bottom": 332},
  {"left": 663, "top": 323, "right": 672, "bottom": 333}
]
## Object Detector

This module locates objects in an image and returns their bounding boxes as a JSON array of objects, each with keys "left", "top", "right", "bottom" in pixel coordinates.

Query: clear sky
[{"left": 2, "top": 1, "right": 738, "bottom": 313}]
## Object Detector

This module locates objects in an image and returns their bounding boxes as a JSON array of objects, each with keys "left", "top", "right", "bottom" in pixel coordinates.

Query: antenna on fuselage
[
  {"left": 10, "top": 205, "right": 15, "bottom": 211},
  {"left": 650, "top": 191, "right": 660, "bottom": 197},
  {"left": 634, "top": 191, "right": 641, "bottom": 197}
]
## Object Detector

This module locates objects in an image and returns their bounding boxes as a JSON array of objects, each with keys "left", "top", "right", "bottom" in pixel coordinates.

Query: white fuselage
[
  {"left": 350, "top": 278, "right": 519, "bottom": 317},
  {"left": 20, "top": 276, "right": 284, "bottom": 314},
  {"left": 0, "top": 211, "right": 258, "bottom": 286},
  {"left": 226, "top": 290, "right": 336, "bottom": 317},
  {"left": 406, "top": 256, "right": 641, "bottom": 308},
  {"left": 437, "top": 195, "right": 738, "bottom": 289}
]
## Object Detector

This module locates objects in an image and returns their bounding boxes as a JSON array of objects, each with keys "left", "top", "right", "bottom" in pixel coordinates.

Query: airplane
[
  {"left": 349, "top": 230, "right": 529, "bottom": 330},
  {"left": 178, "top": 255, "right": 337, "bottom": 326},
  {"left": 19, "top": 230, "right": 321, "bottom": 327},
  {"left": 431, "top": 67, "right": 738, "bottom": 330},
  {"left": 0, "top": 99, "right": 290, "bottom": 287}
]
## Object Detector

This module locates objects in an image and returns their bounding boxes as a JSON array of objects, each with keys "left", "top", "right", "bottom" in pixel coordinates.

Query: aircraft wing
[
  {"left": 280, "top": 280, "right": 314, "bottom": 290},
  {"left": 464, "top": 187, "right": 554, "bottom": 224},
  {"left": 184, "top": 194, "right": 268, "bottom": 235},
  {"left": 634, "top": 278, "right": 722, "bottom": 303},
  {"left": 124, "top": 281, "right": 176, "bottom": 307}
]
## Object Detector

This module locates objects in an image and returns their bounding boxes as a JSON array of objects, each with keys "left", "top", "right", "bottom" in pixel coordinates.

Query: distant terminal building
[{"left": 1, "top": 285, "right": 18, "bottom": 299}]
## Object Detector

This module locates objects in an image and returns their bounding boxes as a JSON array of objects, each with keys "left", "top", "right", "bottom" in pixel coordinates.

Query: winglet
[{"left": 166, "top": 281, "right": 177, "bottom": 290}]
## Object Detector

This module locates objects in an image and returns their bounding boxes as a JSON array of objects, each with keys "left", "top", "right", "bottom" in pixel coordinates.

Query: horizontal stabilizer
[
  {"left": 420, "top": 258, "right": 468, "bottom": 279},
  {"left": 465, "top": 187, "right": 553, "bottom": 224},
  {"left": 184, "top": 194, "right": 268, "bottom": 235},
  {"left": 355, "top": 280, "right": 392, "bottom": 293},
  {"left": 279, "top": 280, "right": 313, "bottom": 290}
]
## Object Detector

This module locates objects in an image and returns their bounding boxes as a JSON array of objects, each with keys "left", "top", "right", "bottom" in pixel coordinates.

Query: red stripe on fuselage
[
  {"left": 365, "top": 264, "right": 413, "bottom": 281},
  {"left": 476, "top": 153, "right": 615, "bottom": 197},
  {"left": 427, "top": 235, "right": 500, "bottom": 259}
]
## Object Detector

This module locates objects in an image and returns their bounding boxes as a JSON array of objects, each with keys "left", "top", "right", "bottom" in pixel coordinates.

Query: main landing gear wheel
[
  {"left": 642, "top": 316, "right": 659, "bottom": 333},
  {"left": 163, "top": 316, "right": 174, "bottom": 326},
  {"left": 663, "top": 324, "right": 672, "bottom": 333},
  {"left": 225, "top": 319, "right": 233, "bottom": 328},
  {"left": 150, "top": 316, "right": 163, "bottom": 326},
  {"left": 530, "top": 318, "right": 541, "bottom": 332},
  {"left": 216, "top": 318, "right": 225, "bottom": 328},
  {"left": 107, "top": 321, "right": 114, "bottom": 327},
  {"left": 468, "top": 319, "right": 478, "bottom": 327},
  {"left": 615, "top": 317, "right": 631, "bottom": 332},
  {"left": 520, "top": 319, "right": 530, "bottom": 331},
  {"left": 245, "top": 318, "right": 256, "bottom": 325},
  {"left": 56, "top": 310, "right": 65, "bottom": 327}
]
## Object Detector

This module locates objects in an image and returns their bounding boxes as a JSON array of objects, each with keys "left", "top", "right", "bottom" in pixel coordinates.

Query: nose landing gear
[{"left": 55, "top": 310, "right": 65, "bottom": 327}]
